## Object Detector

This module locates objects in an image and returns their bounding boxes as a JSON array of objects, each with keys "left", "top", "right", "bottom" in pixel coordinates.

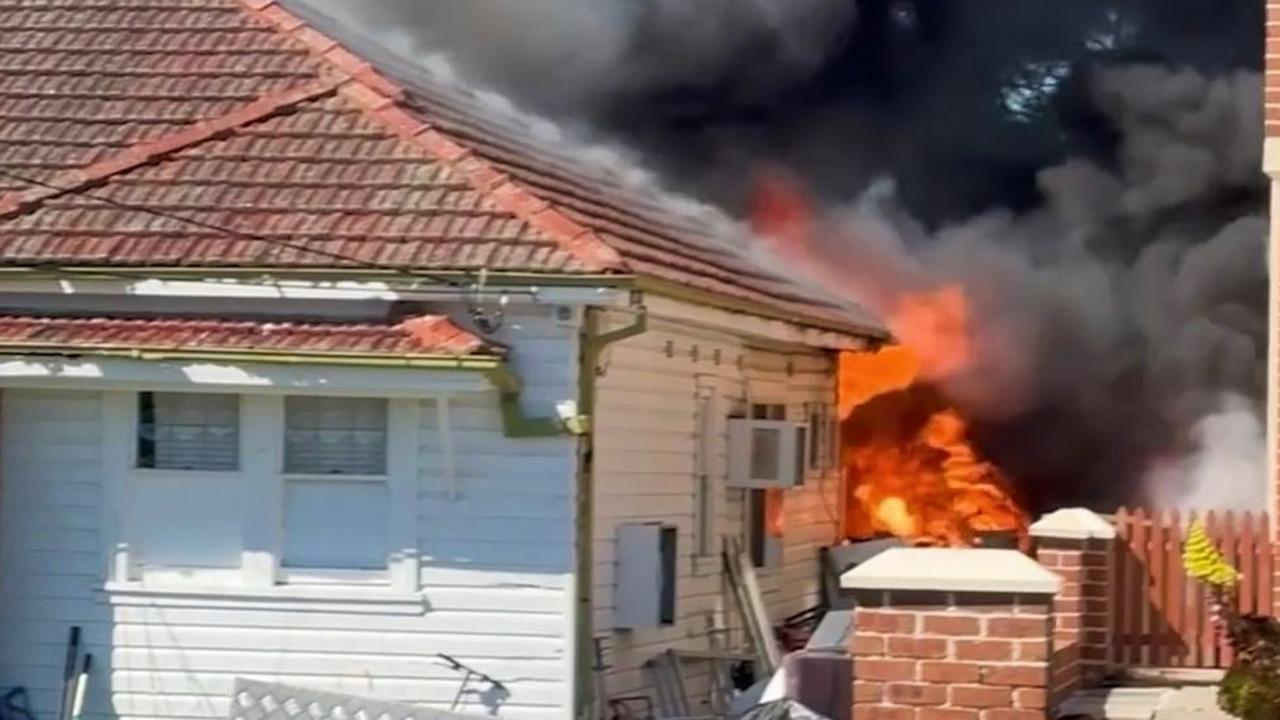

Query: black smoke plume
[{"left": 297, "top": 0, "right": 1267, "bottom": 512}]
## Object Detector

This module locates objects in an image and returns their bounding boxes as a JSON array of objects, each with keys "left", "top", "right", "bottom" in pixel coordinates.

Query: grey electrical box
[{"left": 614, "top": 523, "right": 677, "bottom": 629}]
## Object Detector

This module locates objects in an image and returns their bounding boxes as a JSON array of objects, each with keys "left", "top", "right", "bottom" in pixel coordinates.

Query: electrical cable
[{"left": 0, "top": 166, "right": 475, "bottom": 289}]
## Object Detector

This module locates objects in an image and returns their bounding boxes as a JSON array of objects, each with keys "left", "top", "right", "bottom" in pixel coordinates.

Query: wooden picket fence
[{"left": 1110, "top": 508, "right": 1274, "bottom": 669}]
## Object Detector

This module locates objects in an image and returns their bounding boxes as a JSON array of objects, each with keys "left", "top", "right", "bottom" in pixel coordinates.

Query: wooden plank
[
  {"left": 1149, "top": 510, "right": 1167, "bottom": 667},
  {"left": 1127, "top": 508, "right": 1146, "bottom": 667},
  {"left": 1111, "top": 507, "right": 1129, "bottom": 667},
  {"left": 1177, "top": 509, "right": 1198, "bottom": 666},
  {"left": 722, "top": 537, "right": 781, "bottom": 674},
  {"left": 1201, "top": 511, "right": 1219, "bottom": 667},
  {"left": 1166, "top": 509, "right": 1186, "bottom": 667},
  {"left": 1132, "top": 508, "right": 1150, "bottom": 667},
  {"left": 1240, "top": 513, "right": 1258, "bottom": 616},
  {"left": 1220, "top": 512, "right": 1238, "bottom": 668},
  {"left": 1261, "top": 515, "right": 1274, "bottom": 616}
]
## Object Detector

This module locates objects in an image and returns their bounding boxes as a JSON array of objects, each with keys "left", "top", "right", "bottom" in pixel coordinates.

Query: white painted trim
[
  {"left": 842, "top": 548, "right": 1061, "bottom": 595},
  {"left": 1030, "top": 508, "right": 1117, "bottom": 540},
  {"left": 101, "top": 391, "right": 134, "bottom": 582},
  {"left": 387, "top": 398, "right": 421, "bottom": 593},
  {"left": 1269, "top": 179, "right": 1279, "bottom": 547},
  {"left": 276, "top": 568, "right": 389, "bottom": 585},
  {"left": 641, "top": 293, "right": 878, "bottom": 351},
  {"left": 436, "top": 397, "right": 458, "bottom": 501},
  {"left": 241, "top": 394, "right": 282, "bottom": 587},
  {"left": 140, "top": 567, "right": 243, "bottom": 586},
  {"left": 0, "top": 356, "right": 493, "bottom": 395},
  {"left": 100, "top": 581, "right": 428, "bottom": 614},
  {"left": 1265, "top": 138, "right": 1280, "bottom": 177}
]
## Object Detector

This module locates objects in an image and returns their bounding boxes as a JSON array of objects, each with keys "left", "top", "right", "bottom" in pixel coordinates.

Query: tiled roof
[
  {"left": 0, "top": 314, "right": 500, "bottom": 359},
  {"left": 0, "top": 0, "right": 885, "bottom": 336}
]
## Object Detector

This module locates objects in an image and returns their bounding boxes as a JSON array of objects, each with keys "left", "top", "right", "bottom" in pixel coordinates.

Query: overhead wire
[{"left": 0, "top": 166, "right": 477, "bottom": 290}]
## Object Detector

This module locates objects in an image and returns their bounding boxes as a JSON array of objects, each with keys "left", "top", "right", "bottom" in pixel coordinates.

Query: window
[
  {"left": 282, "top": 397, "right": 390, "bottom": 571},
  {"left": 744, "top": 403, "right": 786, "bottom": 568},
  {"left": 746, "top": 488, "right": 784, "bottom": 569},
  {"left": 112, "top": 392, "right": 418, "bottom": 588},
  {"left": 807, "top": 401, "right": 840, "bottom": 473},
  {"left": 137, "top": 392, "right": 239, "bottom": 471},
  {"left": 284, "top": 480, "right": 389, "bottom": 569},
  {"left": 131, "top": 392, "right": 243, "bottom": 571},
  {"left": 284, "top": 397, "right": 387, "bottom": 475},
  {"left": 752, "top": 403, "right": 786, "bottom": 421}
]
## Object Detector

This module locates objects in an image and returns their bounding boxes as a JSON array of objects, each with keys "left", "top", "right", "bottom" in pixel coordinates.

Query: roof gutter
[
  {"left": 0, "top": 347, "right": 573, "bottom": 438},
  {"left": 0, "top": 266, "right": 887, "bottom": 339},
  {"left": 0, "top": 344, "right": 509, "bottom": 370},
  {"left": 0, "top": 265, "right": 634, "bottom": 288}
]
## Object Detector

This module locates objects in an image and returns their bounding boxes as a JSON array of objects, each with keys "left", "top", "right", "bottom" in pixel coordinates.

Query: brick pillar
[
  {"left": 1029, "top": 508, "right": 1116, "bottom": 706},
  {"left": 843, "top": 547, "right": 1060, "bottom": 720}
]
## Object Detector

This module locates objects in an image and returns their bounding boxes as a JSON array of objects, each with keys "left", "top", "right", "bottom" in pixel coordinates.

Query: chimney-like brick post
[
  {"left": 843, "top": 547, "right": 1060, "bottom": 720},
  {"left": 1029, "top": 508, "right": 1116, "bottom": 705}
]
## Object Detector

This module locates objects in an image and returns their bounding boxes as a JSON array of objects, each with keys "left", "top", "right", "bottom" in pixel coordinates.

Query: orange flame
[
  {"left": 839, "top": 339, "right": 1027, "bottom": 546},
  {"left": 751, "top": 168, "right": 1027, "bottom": 546}
]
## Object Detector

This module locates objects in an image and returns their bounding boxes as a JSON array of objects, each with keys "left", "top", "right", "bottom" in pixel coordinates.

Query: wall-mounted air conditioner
[
  {"left": 614, "top": 523, "right": 678, "bottom": 630},
  {"left": 727, "top": 419, "right": 808, "bottom": 489}
]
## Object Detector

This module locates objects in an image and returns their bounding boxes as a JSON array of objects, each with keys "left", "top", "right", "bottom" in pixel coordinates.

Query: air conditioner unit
[{"left": 727, "top": 419, "right": 808, "bottom": 489}]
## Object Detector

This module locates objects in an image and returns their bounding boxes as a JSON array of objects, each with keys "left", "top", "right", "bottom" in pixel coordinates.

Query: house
[{"left": 0, "top": 2, "right": 888, "bottom": 720}]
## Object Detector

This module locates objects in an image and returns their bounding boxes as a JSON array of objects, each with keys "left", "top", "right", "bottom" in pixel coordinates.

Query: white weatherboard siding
[
  {"left": 590, "top": 316, "right": 842, "bottom": 706},
  {"left": 0, "top": 307, "right": 581, "bottom": 720}
]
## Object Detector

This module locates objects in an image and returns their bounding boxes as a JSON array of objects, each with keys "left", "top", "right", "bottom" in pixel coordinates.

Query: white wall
[
  {"left": 0, "top": 307, "right": 582, "bottom": 720},
  {"left": 589, "top": 314, "right": 842, "bottom": 709}
]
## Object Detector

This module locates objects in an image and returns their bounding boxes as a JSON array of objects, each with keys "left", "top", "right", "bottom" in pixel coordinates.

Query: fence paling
[{"left": 1109, "top": 508, "right": 1273, "bottom": 670}]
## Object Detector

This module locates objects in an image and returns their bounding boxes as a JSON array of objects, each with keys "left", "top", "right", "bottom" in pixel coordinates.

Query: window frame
[
  {"left": 122, "top": 391, "right": 248, "bottom": 583},
  {"left": 806, "top": 400, "right": 840, "bottom": 475},
  {"left": 105, "top": 391, "right": 423, "bottom": 594},
  {"left": 134, "top": 390, "right": 242, "bottom": 473},
  {"left": 282, "top": 396, "right": 390, "bottom": 478},
  {"left": 741, "top": 402, "right": 786, "bottom": 570},
  {"left": 276, "top": 395, "right": 417, "bottom": 585}
]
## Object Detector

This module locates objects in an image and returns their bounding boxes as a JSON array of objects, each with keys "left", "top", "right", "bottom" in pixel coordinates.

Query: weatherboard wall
[
  {"left": 590, "top": 311, "right": 842, "bottom": 706},
  {"left": 0, "top": 305, "right": 580, "bottom": 720}
]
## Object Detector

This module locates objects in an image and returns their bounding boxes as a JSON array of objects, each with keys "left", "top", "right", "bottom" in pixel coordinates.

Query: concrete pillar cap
[
  {"left": 840, "top": 548, "right": 1060, "bottom": 595},
  {"left": 1029, "top": 507, "right": 1116, "bottom": 540}
]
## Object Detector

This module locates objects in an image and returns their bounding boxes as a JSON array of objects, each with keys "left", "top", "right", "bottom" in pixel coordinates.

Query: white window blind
[
  {"left": 283, "top": 480, "right": 389, "bottom": 570},
  {"left": 137, "top": 392, "right": 239, "bottom": 471},
  {"left": 284, "top": 397, "right": 387, "bottom": 475}
]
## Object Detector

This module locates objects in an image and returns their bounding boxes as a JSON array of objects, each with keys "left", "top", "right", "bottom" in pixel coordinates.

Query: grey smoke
[
  {"left": 304, "top": 0, "right": 856, "bottom": 115},
  {"left": 1146, "top": 393, "right": 1266, "bottom": 512},
  {"left": 792, "top": 66, "right": 1265, "bottom": 509}
]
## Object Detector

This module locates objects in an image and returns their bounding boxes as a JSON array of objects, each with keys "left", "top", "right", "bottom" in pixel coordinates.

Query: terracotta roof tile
[
  {"left": 0, "top": 1, "right": 323, "bottom": 194},
  {"left": 0, "top": 0, "right": 885, "bottom": 336},
  {"left": 0, "top": 314, "right": 501, "bottom": 359}
]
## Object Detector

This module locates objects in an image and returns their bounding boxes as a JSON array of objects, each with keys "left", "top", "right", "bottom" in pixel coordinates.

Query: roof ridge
[
  {"left": 234, "top": 0, "right": 627, "bottom": 273},
  {"left": 0, "top": 77, "right": 341, "bottom": 220}
]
